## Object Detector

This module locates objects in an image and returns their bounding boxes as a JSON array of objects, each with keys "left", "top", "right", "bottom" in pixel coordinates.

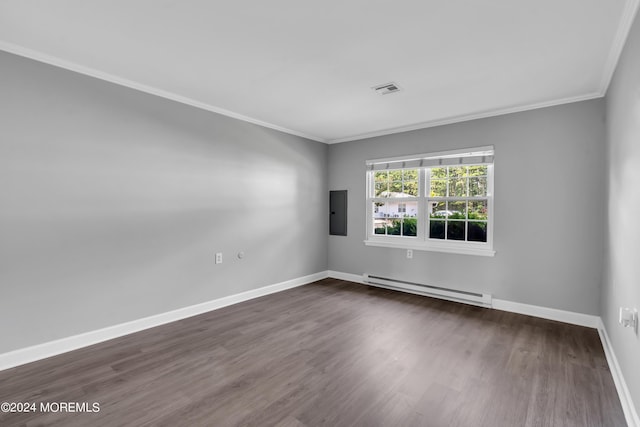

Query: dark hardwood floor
[{"left": 0, "top": 278, "right": 626, "bottom": 426}]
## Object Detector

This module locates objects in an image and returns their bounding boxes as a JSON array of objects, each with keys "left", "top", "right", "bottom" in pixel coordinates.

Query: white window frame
[{"left": 364, "top": 146, "right": 495, "bottom": 257}]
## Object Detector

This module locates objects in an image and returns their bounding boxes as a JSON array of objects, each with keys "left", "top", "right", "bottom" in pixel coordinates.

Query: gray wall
[
  {"left": 328, "top": 100, "right": 606, "bottom": 315},
  {"left": 603, "top": 9, "right": 640, "bottom": 413},
  {"left": 0, "top": 51, "right": 328, "bottom": 354}
]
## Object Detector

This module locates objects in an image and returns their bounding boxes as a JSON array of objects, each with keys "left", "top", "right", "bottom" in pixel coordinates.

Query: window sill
[{"left": 363, "top": 239, "right": 496, "bottom": 257}]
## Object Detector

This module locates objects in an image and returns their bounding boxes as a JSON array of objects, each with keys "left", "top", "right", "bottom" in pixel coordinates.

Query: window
[{"left": 365, "top": 146, "right": 495, "bottom": 256}]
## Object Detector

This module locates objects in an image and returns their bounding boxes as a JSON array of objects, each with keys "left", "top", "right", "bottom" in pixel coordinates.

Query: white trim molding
[
  {"left": 328, "top": 92, "right": 603, "bottom": 144},
  {"left": 328, "top": 271, "right": 599, "bottom": 327},
  {"left": 598, "top": 319, "right": 640, "bottom": 427},
  {"left": 2, "top": 270, "right": 637, "bottom": 425},
  {"left": 327, "top": 270, "right": 364, "bottom": 284},
  {"left": 599, "top": 0, "right": 640, "bottom": 95},
  {"left": 364, "top": 239, "right": 496, "bottom": 257},
  {"left": 0, "top": 271, "right": 328, "bottom": 372},
  {"left": 1, "top": 0, "right": 638, "bottom": 148},
  {"left": 329, "top": 0, "right": 640, "bottom": 145},
  {"left": 0, "top": 41, "right": 326, "bottom": 144},
  {"left": 492, "top": 299, "right": 600, "bottom": 328}
]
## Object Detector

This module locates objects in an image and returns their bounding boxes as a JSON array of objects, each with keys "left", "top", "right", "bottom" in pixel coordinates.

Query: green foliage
[
  {"left": 402, "top": 218, "right": 417, "bottom": 236},
  {"left": 430, "top": 179, "right": 446, "bottom": 197},
  {"left": 429, "top": 220, "right": 445, "bottom": 239},
  {"left": 374, "top": 169, "right": 418, "bottom": 197},
  {"left": 469, "top": 177, "right": 487, "bottom": 197},
  {"left": 428, "top": 219, "right": 487, "bottom": 242},
  {"left": 375, "top": 218, "right": 417, "bottom": 237},
  {"left": 403, "top": 169, "right": 418, "bottom": 180},
  {"left": 468, "top": 211, "right": 487, "bottom": 220},
  {"left": 447, "top": 221, "right": 466, "bottom": 240},
  {"left": 468, "top": 200, "right": 488, "bottom": 220},
  {"left": 468, "top": 165, "right": 487, "bottom": 176},
  {"left": 431, "top": 167, "right": 447, "bottom": 179},
  {"left": 468, "top": 222, "right": 487, "bottom": 242},
  {"left": 429, "top": 166, "right": 488, "bottom": 197},
  {"left": 449, "top": 167, "right": 465, "bottom": 179}
]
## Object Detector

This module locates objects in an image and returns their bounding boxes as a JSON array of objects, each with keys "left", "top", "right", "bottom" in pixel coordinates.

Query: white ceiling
[{"left": 0, "top": 1, "right": 638, "bottom": 143}]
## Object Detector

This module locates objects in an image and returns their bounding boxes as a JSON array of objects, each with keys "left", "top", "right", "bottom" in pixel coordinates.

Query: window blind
[{"left": 366, "top": 146, "right": 494, "bottom": 171}]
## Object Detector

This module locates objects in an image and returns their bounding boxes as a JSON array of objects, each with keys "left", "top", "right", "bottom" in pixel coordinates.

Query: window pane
[
  {"left": 387, "top": 219, "right": 401, "bottom": 236},
  {"left": 449, "top": 178, "right": 467, "bottom": 197},
  {"left": 468, "top": 165, "right": 487, "bottom": 177},
  {"left": 429, "top": 220, "right": 445, "bottom": 239},
  {"left": 403, "top": 169, "right": 418, "bottom": 180},
  {"left": 373, "top": 202, "right": 388, "bottom": 235},
  {"left": 388, "top": 204, "right": 401, "bottom": 218},
  {"left": 448, "top": 201, "right": 467, "bottom": 219},
  {"left": 388, "top": 170, "right": 403, "bottom": 181},
  {"left": 449, "top": 167, "right": 466, "bottom": 178},
  {"left": 447, "top": 221, "right": 466, "bottom": 240},
  {"left": 430, "top": 179, "right": 447, "bottom": 197},
  {"left": 403, "top": 180, "right": 418, "bottom": 196},
  {"left": 469, "top": 176, "right": 487, "bottom": 197},
  {"left": 403, "top": 218, "right": 418, "bottom": 237},
  {"left": 380, "top": 217, "right": 419, "bottom": 237},
  {"left": 431, "top": 167, "right": 447, "bottom": 179},
  {"left": 389, "top": 180, "right": 403, "bottom": 194},
  {"left": 430, "top": 201, "right": 448, "bottom": 218},
  {"left": 468, "top": 221, "right": 487, "bottom": 242},
  {"left": 374, "top": 171, "right": 388, "bottom": 182},
  {"left": 375, "top": 182, "right": 387, "bottom": 197},
  {"left": 469, "top": 200, "right": 488, "bottom": 220},
  {"left": 372, "top": 200, "right": 420, "bottom": 238},
  {"left": 402, "top": 200, "right": 418, "bottom": 218}
]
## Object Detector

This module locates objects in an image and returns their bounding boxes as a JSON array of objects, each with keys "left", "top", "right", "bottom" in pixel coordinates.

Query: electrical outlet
[
  {"left": 619, "top": 307, "right": 638, "bottom": 330},
  {"left": 407, "top": 249, "right": 413, "bottom": 259},
  {"left": 215, "top": 252, "right": 223, "bottom": 264}
]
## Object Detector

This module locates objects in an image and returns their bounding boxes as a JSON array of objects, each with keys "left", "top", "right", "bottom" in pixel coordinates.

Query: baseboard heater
[{"left": 362, "top": 274, "right": 492, "bottom": 308}]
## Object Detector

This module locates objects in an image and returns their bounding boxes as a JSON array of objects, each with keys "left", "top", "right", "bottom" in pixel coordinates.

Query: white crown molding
[
  {"left": 2, "top": 0, "right": 637, "bottom": 147},
  {"left": 328, "top": 0, "right": 640, "bottom": 146},
  {"left": 0, "top": 271, "right": 328, "bottom": 372},
  {"left": 0, "top": 41, "right": 327, "bottom": 144},
  {"left": 597, "top": 319, "right": 640, "bottom": 427},
  {"left": 327, "top": 91, "right": 604, "bottom": 144},
  {"left": 598, "top": 0, "right": 640, "bottom": 95}
]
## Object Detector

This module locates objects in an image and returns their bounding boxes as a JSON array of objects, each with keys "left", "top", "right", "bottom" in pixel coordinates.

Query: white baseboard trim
[
  {"left": 327, "top": 270, "right": 364, "bottom": 284},
  {"left": 597, "top": 319, "right": 640, "bottom": 427},
  {"left": 0, "top": 271, "right": 328, "bottom": 372},
  {"left": 328, "top": 270, "right": 599, "bottom": 328},
  {"left": 492, "top": 299, "right": 600, "bottom": 328},
  {"left": 3, "top": 269, "right": 636, "bottom": 426}
]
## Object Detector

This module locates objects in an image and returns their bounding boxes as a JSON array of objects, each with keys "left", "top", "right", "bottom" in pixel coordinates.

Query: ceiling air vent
[{"left": 372, "top": 82, "right": 401, "bottom": 95}]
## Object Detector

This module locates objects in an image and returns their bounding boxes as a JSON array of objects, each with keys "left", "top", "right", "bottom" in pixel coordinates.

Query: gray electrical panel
[{"left": 329, "top": 190, "right": 347, "bottom": 236}]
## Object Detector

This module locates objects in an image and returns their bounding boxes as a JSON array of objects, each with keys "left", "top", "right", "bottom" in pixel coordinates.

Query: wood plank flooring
[{"left": 0, "top": 278, "right": 626, "bottom": 426}]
